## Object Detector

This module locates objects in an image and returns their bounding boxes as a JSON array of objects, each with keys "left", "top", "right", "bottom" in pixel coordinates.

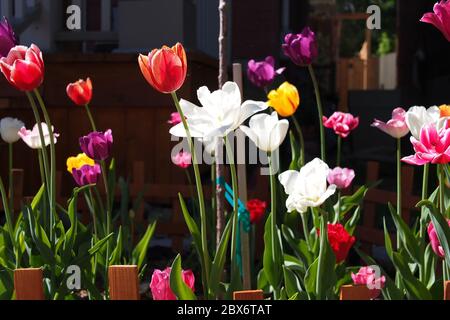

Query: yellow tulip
[
  {"left": 67, "top": 153, "right": 95, "bottom": 173},
  {"left": 267, "top": 82, "right": 300, "bottom": 117},
  {"left": 439, "top": 104, "right": 450, "bottom": 118}
]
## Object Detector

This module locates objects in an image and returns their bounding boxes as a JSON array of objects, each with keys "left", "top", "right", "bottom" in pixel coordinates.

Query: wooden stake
[
  {"left": 14, "top": 268, "right": 45, "bottom": 300},
  {"left": 445, "top": 281, "right": 450, "bottom": 300},
  {"left": 108, "top": 265, "right": 140, "bottom": 300},
  {"left": 340, "top": 285, "right": 373, "bottom": 300},
  {"left": 233, "top": 290, "right": 264, "bottom": 300},
  {"left": 233, "top": 63, "right": 251, "bottom": 290}
]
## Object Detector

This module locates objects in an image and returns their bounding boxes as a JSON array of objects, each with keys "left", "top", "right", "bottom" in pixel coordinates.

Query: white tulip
[
  {"left": 405, "top": 106, "right": 441, "bottom": 139},
  {"left": 18, "top": 123, "right": 60, "bottom": 149},
  {"left": 170, "top": 82, "right": 267, "bottom": 138},
  {"left": 0, "top": 117, "right": 25, "bottom": 143},
  {"left": 240, "top": 112, "right": 289, "bottom": 153},
  {"left": 279, "top": 158, "right": 336, "bottom": 214}
]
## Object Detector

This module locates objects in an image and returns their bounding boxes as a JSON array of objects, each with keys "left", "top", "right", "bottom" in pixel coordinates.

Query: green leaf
[
  {"left": 170, "top": 254, "right": 197, "bottom": 300},
  {"left": 263, "top": 212, "right": 283, "bottom": 289},
  {"left": 132, "top": 222, "right": 156, "bottom": 270},
  {"left": 88, "top": 233, "right": 114, "bottom": 255},
  {"left": 281, "top": 225, "right": 312, "bottom": 267},
  {"left": 344, "top": 207, "right": 361, "bottom": 236},
  {"left": 315, "top": 215, "right": 337, "bottom": 299},
  {"left": 334, "top": 184, "right": 373, "bottom": 216},
  {"left": 208, "top": 217, "right": 232, "bottom": 297},
  {"left": 289, "top": 130, "right": 301, "bottom": 170},
  {"left": 109, "top": 227, "right": 123, "bottom": 265},
  {"left": 283, "top": 266, "right": 303, "bottom": 298},
  {"left": 304, "top": 258, "right": 318, "bottom": 298}
]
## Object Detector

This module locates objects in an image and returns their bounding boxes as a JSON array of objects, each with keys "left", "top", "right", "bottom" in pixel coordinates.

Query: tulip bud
[
  {"left": 79, "top": 129, "right": 113, "bottom": 161},
  {"left": 282, "top": 27, "right": 318, "bottom": 66},
  {"left": 67, "top": 78, "right": 93, "bottom": 106}
]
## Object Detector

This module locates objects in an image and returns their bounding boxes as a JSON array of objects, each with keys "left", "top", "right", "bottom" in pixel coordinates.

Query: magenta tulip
[
  {"left": 72, "top": 164, "right": 101, "bottom": 186},
  {"left": 428, "top": 220, "right": 450, "bottom": 258},
  {"left": 79, "top": 129, "right": 113, "bottom": 161},
  {"left": 282, "top": 27, "right": 318, "bottom": 66},
  {"left": 0, "top": 17, "right": 17, "bottom": 58},
  {"left": 150, "top": 267, "right": 195, "bottom": 300},
  {"left": 247, "top": 56, "right": 285, "bottom": 88},
  {"left": 372, "top": 108, "right": 410, "bottom": 139},
  {"left": 327, "top": 167, "right": 355, "bottom": 189},
  {"left": 168, "top": 112, "right": 182, "bottom": 125},
  {"left": 172, "top": 151, "right": 192, "bottom": 169},
  {"left": 323, "top": 112, "right": 359, "bottom": 138},
  {"left": 351, "top": 266, "right": 386, "bottom": 299},
  {"left": 402, "top": 123, "right": 450, "bottom": 165},
  {"left": 421, "top": 1, "right": 450, "bottom": 42}
]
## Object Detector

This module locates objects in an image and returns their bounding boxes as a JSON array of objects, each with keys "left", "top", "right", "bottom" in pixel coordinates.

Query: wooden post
[
  {"left": 14, "top": 268, "right": 45, "bottom": 300},
  {"left": 233, "top": 290, "right": 264, "bottom": 300},
  {"left": 108, "top": 265, "right": 140, "bottom": 300},
  {"left": 340, "top": 285, "right": 373, "bottom": 300},
  {"left": 445, "top": 281, "right": 450, "bottom": 300},
  {"left": 233, "top": 63, "right": 251, "bottom": 290}
]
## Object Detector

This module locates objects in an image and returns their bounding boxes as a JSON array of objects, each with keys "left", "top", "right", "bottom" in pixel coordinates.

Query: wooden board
[
  {"left": 14, "top": 268, "right": 45, "bottom": 300},
  {"left": 233, "top": 290, "right": 264, "bottom": 301},
  {"left": 340, "top": 285, "right": 373, "bottom": 300},
  {"left": 108, "top": 265, "right": 140, "bottom": 300}
]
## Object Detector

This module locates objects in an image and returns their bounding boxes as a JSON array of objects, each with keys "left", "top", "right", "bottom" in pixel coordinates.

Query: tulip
[
  {"left": 247, "top": 56, "right": 285, "bottom": 88},
  {"left": 327, "top": 167, "right": 355, "bottom": 190},
  {"left": 150, "top": 267, "right": 195, "bottom": 300},
  {"left": 138, "top": 43, "right": 187, "bottom": 94},
  {"left": 371, "top": 108, "right": 410, "bottom": 138},
  {"left": 0, "top": 117, "right": 24, "bottom": 143},
  {"left": 66, "top": 78, "right": 93, "bottom": 106},
  {"left": 428, "top": 220, "right": 450, "bottom": 258},
  {"left": 405, "top": 106, "right": 441, "bottom": 140},
  {"left": 79, "top": 129, "right": 113, "bottom": 161},
  {"left": 351, "top": 266, "right": 386, "bottom": 299},
  {"left": 323, "top": 112, "right": 359, "bottom": 138},
  {"left": 72, "top": 164, "right": 101, "bottom": 187},
  {"left": 167, "top": 112, "right": 182, "bottom": 125},
  {"left": 66, "top": 153, "right": 95, "bottom": 173},
  {"left": 172, "top": 151, "right": 192, "bottom": 169},
  {"left": 267, "top": 82, "right": 300, "bottom": 117},
  {"left": 169, "top": 82, "right": 267, "bottom": 138},
  {"left": 279, "top": 158, "right": 336, "bottom": 214},
  {"left": 0, "top": 44, "right": 44, "bottom": 91},
  {"left": 247, "top": 199, "right": 267, "bottom": 224},
  {"left": 240, "top": 112, "right": 289, "bottom": 153},
  {"left": 402, "top": 123, "right": 450, "bottom": 165},
  {"left": 282, "top": 27, "right": 318, "bottom": 66},
  {"left": 18, "top": 123, "right": 59, "bottom": 149},
  {"left": 319, "top": 223, "right": 355, "bottom": 264},
  {"left": 440, "top": 104, "right": 450, "bottom": 117},
  {"left": 421, "top": 1, "right": 450, "bottom": 42},
  {"left": 0, "top": 17, "right": 17, "bottom": 58}
]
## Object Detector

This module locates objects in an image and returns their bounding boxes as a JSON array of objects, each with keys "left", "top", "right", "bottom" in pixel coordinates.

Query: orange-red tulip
[
  {"left": 66, "top": 78, "right": 93, "bottom": 106},
  {"left": 138, "top": 43, "right": 187, "bottom": 94},
  {"left": 0, "top": 44, "right": 44, "bottom": 91}
]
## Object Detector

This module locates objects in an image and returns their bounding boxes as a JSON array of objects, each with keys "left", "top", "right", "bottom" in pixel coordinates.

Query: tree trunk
[{"left": 216, "top": 0, "right": 228, "bottom": 248}]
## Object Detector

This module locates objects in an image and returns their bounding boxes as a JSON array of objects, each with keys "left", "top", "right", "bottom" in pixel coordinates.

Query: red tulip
[
  {"left": 138, "top": 43, "right": 187, "bottom": 93},
  {"left": 67, "top": 78, "right": 93, "bottom": 106},
  {"left": 247, "top": 199, "right": 267, "bottom": 224},
  {"left": 0, "top": 44, "right": 44, "bottom": 91},
  {"left": 318, "top": 223, "right": 355, "bottom": 264}
]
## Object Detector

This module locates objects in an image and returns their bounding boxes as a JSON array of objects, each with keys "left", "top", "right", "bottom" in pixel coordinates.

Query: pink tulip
[
  {"left": 402, "top": 123, "right": 450, "bottom": 165},
  {"left": 371, "top": 107, "right": 410, "bottom": 138},
  {"left": 428, "top": 220, "right": 450, "bottom": 258},
  {"left": 150, "top": 267, "right": 195, "bottom": 300},
  {"left": 327, "top": 167, "right": 355, "bottom": 189},
  {"left": 351, "top": 266, "right": 386, "bottom": 299},
  {"left": 172, "top": 151, "right": 192, "bottom": 169},
  {"left": 421, "top": 1, "right": 450, "bottom": 42},
  {"left": 168, "top": 112, "right": 182, "bottom": 125},
  {"left": 323, "top": 112, "right": 359, "bottom": 138}
]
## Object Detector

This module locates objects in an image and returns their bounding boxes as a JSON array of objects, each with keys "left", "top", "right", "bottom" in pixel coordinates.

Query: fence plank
[
  {"left": 340, "top": 285, "right": 372, "bottom": 300},
  {"left": 108, "top": 265, "right": 140, "bottom": 300},
  {"left": 233, "top": 290, "right": 264, "bottom": 300},
  {"left": 14, "top": 268, "right": 45, "bottom": 300},
  {"left": 445, "top": 281, "right": 450, "bottom": 300}
]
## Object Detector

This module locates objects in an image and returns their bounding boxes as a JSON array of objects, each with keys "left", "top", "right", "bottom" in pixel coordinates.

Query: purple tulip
[
  {"left": 79, "top": 129, "right": 113, "bottom": 161},
  {"left": 247, "top": 56, "right": 285, "bottom": 88},
  {"left": 72, "top": 164, "right": 101, "bottom": 186},
  {"left": 282, "top": 27, "right": 318, "bottom": 66},
  {"left": 0, "top": 17, "right": 18, "bottom": 58}
]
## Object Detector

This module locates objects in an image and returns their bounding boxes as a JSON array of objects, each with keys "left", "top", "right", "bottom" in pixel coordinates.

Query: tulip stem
[
  {"left": 0, "top": 177, "right": 16, "bottom": 260},
  {"left": 170, "top": 91, "right": 210, "bottom": 297},
  {"left": 300, "top": 212, "right": 311, "bottom": 250},
  {"left": 308, "top": 65, "right": 326, "bottom": 162},
  {"left": 420, "top": 164, "right": 429, "bottom": 238},
  {"left": 291, "top": 116, "right": 305, "bottom": 166},
  {"left": 396, "top": 138, "right": 402, "bottom": 250},
  {"left": 33, "top": 89, "right": 57, "bottom": 246},
  {"left": 439, "top": 164, "right": 445, "bottom": 215},
  {"left": 336, "top": 136, "right": 342, "bottom": 167},
  {"left": 8, "top": 143, "right": 13, "bottom": 217},
  {"left": 85, "top": 104, "right": 97, "bottom": 132}
]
